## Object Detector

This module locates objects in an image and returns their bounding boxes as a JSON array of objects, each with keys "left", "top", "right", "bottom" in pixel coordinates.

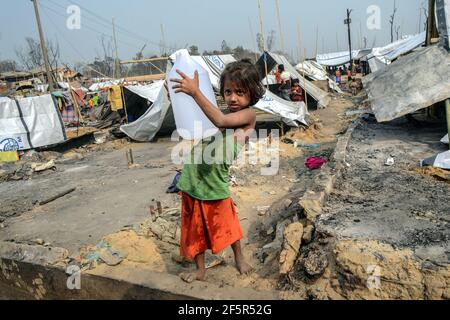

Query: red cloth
[
  {"left": 180, "top": 192, "right": 243, "bottom": 260},
  {"left": 305, "top": 157, "right": 327, "bottom": 170}
]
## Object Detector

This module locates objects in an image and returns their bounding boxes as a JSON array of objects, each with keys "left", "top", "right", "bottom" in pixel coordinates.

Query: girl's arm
[{"left": 171, "top": 70, "right": 255, "bottom": 129}]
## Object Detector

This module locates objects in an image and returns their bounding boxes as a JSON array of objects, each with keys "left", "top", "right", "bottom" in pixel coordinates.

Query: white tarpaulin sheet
[
  {"left": 442, "top": 134, "right": 449, "bottom": 144},
  {"left": 367, "top": 32, "right": 426, "bottom": 72},
  {"left": 295, "top": 61, "right": 328, "bottom": 81},
  {"left": 89, "top": 79, "right": 124, "bottom": 92},
  {"left": 254, "top": 90, "right": 307, "bottom": 127},
  {"left": 316, "top": 50, "right": 363, "bottom": 67},
  {"left": 0, "top": 94, "right": 66, "bottom": 151},
  {"left": 126, "top": 80, "right": 164, "bottom": 103}
]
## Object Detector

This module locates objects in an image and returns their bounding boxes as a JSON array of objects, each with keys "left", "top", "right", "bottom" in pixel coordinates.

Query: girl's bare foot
[
  {"left": 231, "top": 240, "right": 253, "bottom": 275},
  {"left": 236, "top": 259, "right": 253, "bottom": 275},
  {"left": 179, "top": 270, "right": 206, "bottom": 283},
  {"left": 180, "top": 252, "right": 206, "bottom": 283}
]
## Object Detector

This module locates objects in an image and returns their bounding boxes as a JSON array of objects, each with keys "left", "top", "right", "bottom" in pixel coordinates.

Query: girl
[{"left": 170, "top": 59, "right": 264, "bottom": 283}]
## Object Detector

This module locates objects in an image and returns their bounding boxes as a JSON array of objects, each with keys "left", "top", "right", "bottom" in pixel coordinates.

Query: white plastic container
[{"left": 168, "top": 49, "right": 219, "bottom": 140}]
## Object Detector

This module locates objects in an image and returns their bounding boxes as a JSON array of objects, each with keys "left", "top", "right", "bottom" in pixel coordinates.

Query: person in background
[
  {"left": 92, "top": 92, "right": 99, "bottom": 107},
  {"left": 336, "top": 68, "right": 342, "bottom": 85},
  {"left": 290, "top": 79, "right": 303, "bottom": 102},
  {"left": 278, "top": 64, "right": 292, "bottom": 101}
]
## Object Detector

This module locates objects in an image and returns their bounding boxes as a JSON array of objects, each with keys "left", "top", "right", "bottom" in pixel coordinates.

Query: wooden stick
[{"left": 39, "top": 187, "right": 76, "bottom": 206}]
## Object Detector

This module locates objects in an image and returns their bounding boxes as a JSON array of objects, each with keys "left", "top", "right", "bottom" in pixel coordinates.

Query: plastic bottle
[{"left": 168, "top": 49, "right": 219, "bottom": 140}]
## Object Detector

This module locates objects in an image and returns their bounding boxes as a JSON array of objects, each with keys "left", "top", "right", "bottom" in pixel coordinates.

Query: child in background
[
  {"left": 169, "top": 59, "right": 264, "bottom": 283},
  {"left": 290, "top": 79, "right": 303, "bottom": 102}
]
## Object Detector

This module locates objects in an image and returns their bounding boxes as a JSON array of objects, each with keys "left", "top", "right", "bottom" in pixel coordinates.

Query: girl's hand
[{"left": 170, "top": 69, "right": 200, "bottom": 99}]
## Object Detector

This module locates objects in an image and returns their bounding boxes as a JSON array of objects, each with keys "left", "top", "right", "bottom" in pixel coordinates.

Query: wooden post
[{"left": 120, "top": 85, "right": 129, "bottom": 124}]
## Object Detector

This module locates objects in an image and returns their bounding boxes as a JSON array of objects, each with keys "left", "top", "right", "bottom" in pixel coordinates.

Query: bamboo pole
[
  {"left": 257, "top": 0, "right": 269, "bottom": 89},
  {"left": 275, "top": 0, "right": 285, "bottom": 53},
  {"left": 120, "top": 85, "right": 129, "bottom": 124},
  {"left": 303, "top": 49, "right": 309, "bottom": 111}
]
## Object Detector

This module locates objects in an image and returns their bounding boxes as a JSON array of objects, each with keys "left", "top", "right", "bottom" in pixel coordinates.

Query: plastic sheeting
[
  {"left": 257, "top": 52, "right": 331, "bottom": 108},
  {"left": 367, "top": 33, "right": 426, "bottom": 73},
  {"left": 295, "top": 61, "right": 328, "bottom": 81},
  {"left": 120, "top": 64, "right": 174, "bottom": 142},
  {"left": 362, "top": 46, "right": 450, "bottom": 122},
  {"left": 421, "top": 150, "right": 450, "bottom": 169},
  {"left": 316, "top": 49, "right": 372, "bottom": 67},
  {"left": 442, "top": 134, "right": 449, "bottom": 144},
  {"left": 254, "top": 90, "right": 307, "bottom": 127},
  {"left": 125, "top": 81, "right": 164, "bottom": 103},
  {"left": 0, "top": 94, "right": 66, "bottom": 151}
]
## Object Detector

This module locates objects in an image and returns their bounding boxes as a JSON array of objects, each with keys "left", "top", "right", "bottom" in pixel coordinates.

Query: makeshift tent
[
  {"left": 362, "top": 46, "right": 450, "bottom": 122},
  {"left": 367, "top": 32, "right": 426, "bottom": 73},
  {"left": 122, "top": 81, "right": 164, "bottom": 122},
  {"left": 316, "top": 49, "right": 372, "bottom": 67},
  {"left": 120, "top": 77, "right": 174, "bottom": 141},
  {"left": 256, "top": 52, "right": 331, "bottom": 108},
  {"left": 0, "top": 94, "right": 66, "bottom": 151},
  {"left": 254, "top": 90, "right": 307, "bottom": 126},
  {"left": 295, "top": 60, "right": 343, "bottom": 93},
  {"left": 295, "top": 60, "right": 328, "bottom": 81}
]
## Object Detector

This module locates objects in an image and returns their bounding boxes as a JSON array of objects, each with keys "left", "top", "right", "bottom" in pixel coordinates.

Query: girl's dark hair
[{"left": 220, "top": 59, "right": 265, "bottom": 106}]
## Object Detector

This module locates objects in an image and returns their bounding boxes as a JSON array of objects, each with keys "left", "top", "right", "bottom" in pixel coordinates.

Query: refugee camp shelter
[
  {"left": 255, "top": 52, "right": 331, "bottom": 109},
  {"left": 0, "top": 94, "right": 66, "bottom": 151}
]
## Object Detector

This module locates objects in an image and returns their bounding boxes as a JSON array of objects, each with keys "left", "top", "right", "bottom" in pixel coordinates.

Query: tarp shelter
[
  {"left": 120, "top": 78, "right": 174, "bottom": 141},
  {"left": 122, "top": 81, "right": 164, "bottom": 123},
  {"left": 367, "top": 32, "right": 426, "bottom": 73},
  {"left": 362, "top": 45, "right": 450, "bottom": 122},
  {"left": 295, "top": 60, "right": 328, "bottom": 81},
  {"left": 0, "top": 94, "right": 66, "bottom": 151},
  {"left": 316, "top": 49, "right": 372, "bottom": 67},
  {"left": 256, "top": 52, "right": 331, "bottom": 109},
  {"left": 295, "top": 60, "right": 343, "bottom": 94}
]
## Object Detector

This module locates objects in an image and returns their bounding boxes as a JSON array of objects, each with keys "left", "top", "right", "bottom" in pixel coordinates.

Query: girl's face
[{"left": 223, "top": 80, "right": 251, "bottom": 113}]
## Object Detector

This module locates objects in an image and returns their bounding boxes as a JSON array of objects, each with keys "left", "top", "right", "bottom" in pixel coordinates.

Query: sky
[{"left": 0, "top": 0, "right": 429, "bottom": 67}]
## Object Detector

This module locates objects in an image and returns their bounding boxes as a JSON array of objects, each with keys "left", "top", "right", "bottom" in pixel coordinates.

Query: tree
[
  {"left": 15, "top": 37, "right": 60, "bottom": 71},
  {"left": 266, "top": 30, "right": 276, "bottom": 51},
  {"left": 221, "top": 40, "right": 231, "bottom": 54},
  {"left": 0, "top": 60, "right": 18, "bottom": 73},
  {"left": 256, "top": 30, "right": 276, "bottom": 52},
  {"left": 389, "top": 0, "right": 397, "bottom": 43},
  {"left": 189, "top": 45, "right": 199, "bottom": 55},
  {"left": 256, "top": 33, "right": 265, "bottom": 52}
]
